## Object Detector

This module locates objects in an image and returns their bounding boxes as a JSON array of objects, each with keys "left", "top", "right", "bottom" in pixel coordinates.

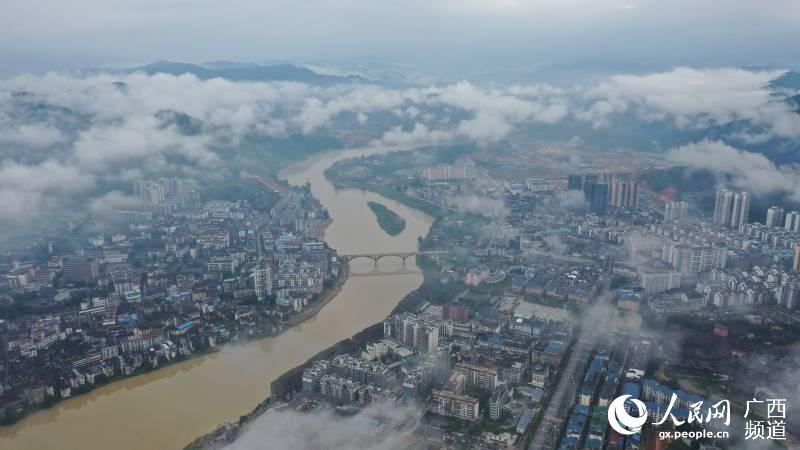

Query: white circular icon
[{"left": 608, "top": 395, "right": 648, "bottom": 435}]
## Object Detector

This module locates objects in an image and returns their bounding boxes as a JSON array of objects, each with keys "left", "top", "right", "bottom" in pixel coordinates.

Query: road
[{"left": 528, "top": 285, "right": 613, "bottom": 450}]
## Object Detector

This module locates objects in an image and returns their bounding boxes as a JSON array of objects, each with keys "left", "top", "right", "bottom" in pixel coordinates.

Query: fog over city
[
  {"left": 2, "top": 2, "right": 800, "bottom": 450},
  {"left": 2, "top": 66, "right": 800, "bottom": 236}
]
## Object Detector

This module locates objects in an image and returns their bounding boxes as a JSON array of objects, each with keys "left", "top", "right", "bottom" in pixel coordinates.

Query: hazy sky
[{"left": 2, "top": 0, "right": 799, "bottom": 77}]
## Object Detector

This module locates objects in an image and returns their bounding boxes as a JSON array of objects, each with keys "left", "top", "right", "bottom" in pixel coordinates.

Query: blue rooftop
[{"left": 622, "top": 382, "right": 641, "bottom": 398}]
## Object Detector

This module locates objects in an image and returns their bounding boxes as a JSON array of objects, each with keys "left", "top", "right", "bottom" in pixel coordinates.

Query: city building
[
  {"left": 786, "top": 211, "right": 800, "bottom": 232},
  {"left": 713, "top": 189, "right": 750, "bottom": 229},
  {"left": 430, "top": 389, "right": 480, "bottom": 421},
  {"left": 454, "top": 362, "right": 498, "bottom": 391},
  {"left": 663, "top": 201, "right": 688, "bottom": 223},
  {"left": 713, "top": 189, "right": 734, "bottom": 226},
  {"left": 766, "top": 206, "right": 785, "bottom": 228},
  {"left": 731, "top": 191, "right": 750, "bottom": 230},
  {"left": 609, "top": 180, "right": 639, "bottom": 208},
  {"left": 567, "top": 174, "right": 583, "bottom": 191},
  {"left": 794, "top": 244, "right": 800, "bottom": 272},
  {"left": 62, "top": 256, "right": 99, "bottom": 283},
  {"left": 383, "top": 313, "right": 450, "bottom": 353},
  {"left": 253, "top": 266, "right": 272, "bottom": 301},
  {"left": 661, "top": 243, "right": 727, "bottom": 273},
  {"left": 640, "top": 270, "right": 681, "bottom": 295},
  {"left": 442, "top": 302, "right": 469, "bottom": 322},
  {"left": 584, "top": 182, "right": 608, "bottom": 214}
]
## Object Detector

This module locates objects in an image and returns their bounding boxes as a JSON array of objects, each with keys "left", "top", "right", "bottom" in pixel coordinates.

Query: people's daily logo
[
  {"left": 607, "top": 394, "right": 787, "bottom": 442},
  {"left": 608, "top": 395, "right": 648, "bottom": 435}
]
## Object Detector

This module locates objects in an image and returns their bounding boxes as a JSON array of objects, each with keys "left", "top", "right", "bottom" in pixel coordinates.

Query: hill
[{"left": 136, "top": 61, "right": 368, "bottom": 84}]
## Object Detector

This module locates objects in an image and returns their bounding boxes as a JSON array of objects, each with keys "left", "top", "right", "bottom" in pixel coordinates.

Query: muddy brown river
[{"left": 0, "top": 146, "right": 434, "bottom": 450}]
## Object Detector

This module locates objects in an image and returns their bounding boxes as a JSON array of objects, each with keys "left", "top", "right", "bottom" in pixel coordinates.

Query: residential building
[
  {"left": 766, "top": 206, "right": 785, "bottom": 228},
  {"left": 430, "top": 389, "right": 480, "bottom": 421}
]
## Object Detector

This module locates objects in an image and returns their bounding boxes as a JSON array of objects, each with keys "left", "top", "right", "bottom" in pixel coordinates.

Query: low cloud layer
[
  {"left": 667, "top": 140, "right": 800, "bottom": 200},
  {"left": 0, "top": 67, "right": 799, "bottom": 233},
  {"left": 225, "top": 403, "right": 418, "bottom": 450}
]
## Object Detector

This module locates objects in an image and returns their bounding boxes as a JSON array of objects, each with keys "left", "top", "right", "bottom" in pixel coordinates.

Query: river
[{"left": 0, "top": 145, "right": 434, "bottom": 450}]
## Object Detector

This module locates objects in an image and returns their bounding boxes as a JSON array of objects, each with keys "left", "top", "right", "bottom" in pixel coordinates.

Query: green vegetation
[
  {"left": 231, "top": 132, "right": 343, "bottom": 175},
  {"left": 367, "top": 201, "right": 406, "bottom": 236},
  {"left": 369, "top": 185, "right": 445, "bottom": 217}
]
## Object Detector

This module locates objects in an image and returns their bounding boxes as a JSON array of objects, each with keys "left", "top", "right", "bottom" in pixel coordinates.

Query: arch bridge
[{"left": 338, "top": 250, "right": 446, "bottom": 267}]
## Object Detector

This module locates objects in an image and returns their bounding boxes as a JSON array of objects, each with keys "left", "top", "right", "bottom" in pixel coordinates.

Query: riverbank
[
  {"left": 285, "top": 261, "right": 349, "bottom": 328},
  {"left": 0, "top": 261, "right": 349, "bottom": 429},
  {"left": 2, "top": 145, "right": 435, "bottom": 450},
  {"left": 183, "top": 165, "right": 443, "bottom": 450},
  {"left": 183, "top": 257, "right": 437, "bottom": 450}
]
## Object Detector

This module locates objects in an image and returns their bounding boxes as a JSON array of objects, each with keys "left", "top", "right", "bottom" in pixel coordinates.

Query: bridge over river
[{"left": 338, "top": 250, "right": 446, "bottom": 266}]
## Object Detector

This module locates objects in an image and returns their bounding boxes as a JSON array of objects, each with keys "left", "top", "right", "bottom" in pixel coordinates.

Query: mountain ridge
[{"left": 135, "top": 60, "right": 369, "bottom": 85}]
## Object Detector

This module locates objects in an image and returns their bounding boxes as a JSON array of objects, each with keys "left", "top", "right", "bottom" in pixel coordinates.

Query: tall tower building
[
  {"left": 584, "top": 182, "right": 608, "bottom": 214},
  {"left": 731, "top": 191, "right": 750, "bottom": 230},
  {"left": 794, "top": 245, "right": 800, "bottom": 272},
  {"left": 626, "top": 180, "right": 639, "bottom": 208},
  {"left": 567, "top": 174, "right": 583, "bottom": 191},
  {"left": 664, "top": 201, "right": 688, "bottom": 223},
  {"left": 254, "top": 266, "right": 272, "bottom": 301},
  {"left": 786, "top": 211, "right": 799, "bottom": 231},
  {"left": 713, "top": 189, "right": 749, "bottom": 229},
  {"left": 609, "top": 181, "right": 626, "bottom": 208},
  {"left": 713, "top": 189, "right": 734, "bottom": 225},
  {"left": 766, "top": 206, "right": 785, "bottom": 228}
]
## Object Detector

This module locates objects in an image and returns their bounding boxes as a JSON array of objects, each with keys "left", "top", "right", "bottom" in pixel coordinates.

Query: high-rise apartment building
[
  {"left": 713, "top": 189, "right": 749, "bottom": 229},
  {"left": 662, "top": 243, "right": 727, "bottom": 273},
  {"left": 664, "top": 201, "right": 688, "bottom": 223},
  {"left": 785, "top": 211, "right": 800, "bottom": 232},
  {"left": 567, "top": 174, "right": 583, "bottom": 191},
  {"left": 254, "top": 266, "right": 272, "bottom": 301},
  {"left": 609, "top": 180, "right": 640, "bottom": 208},
  {"left": 713, "top": 189, "right": 734, "bottom": 225},
  {"left": 640, "top": 270, "right": 681, "bottom": 295},
  {"left": 584, "top": 182, "right": 608, "bottom": 214},
  {"left": 794, "top": 245, "right": 800, "bottom": 272},
  {"left": 766, "top": 206, "right": 785, "bottom": 228},
  {"left": 730, "top": 191, "right": 750, "bottom": 230},
  {"left": 383, "top": 313, "right": 450, "bottom": 353}
]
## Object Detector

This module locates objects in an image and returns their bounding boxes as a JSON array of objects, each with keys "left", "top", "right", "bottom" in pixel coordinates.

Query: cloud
[
  {"left": 667, "top": 139, "right": 800, "bottom": 199},
  {"left": 582, "top": 68, "right": 778, "bottom": 124},
  {"left": 577, "top": 67, "right": 800, "bottom": 140},
  {"left": 450, "top": 194, "right": 507, "bottom": 219},
  {"left": 0, "top": 160, "right": 94, "bottom": 223},
  {"left": 1, "top": 67, "right": 798, "bottom": 234},
  {"left": 72, "top": 115, "right": 218, "bottom": 171},
  {"left": 88, "top": 191, "right": 143, "bottom": 216},
  {"left": 225, "top": 403, "right": 418, "bottom": 450},
  {"left": 559, "top": 190, "right": 586, "bottom": 209},
  {"left": 0, "top": 124, "right": 65, "bottom": 148}
]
